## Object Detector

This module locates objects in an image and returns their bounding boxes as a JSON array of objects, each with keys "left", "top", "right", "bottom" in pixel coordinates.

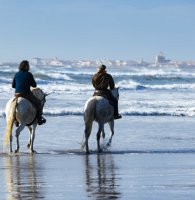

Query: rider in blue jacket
[{"left": 12, "top": 60, "right": 46, "bottom": 125}]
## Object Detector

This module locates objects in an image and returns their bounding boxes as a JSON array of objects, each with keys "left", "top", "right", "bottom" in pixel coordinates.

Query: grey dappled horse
[
  {"left": 4, "top": 88, "right": 47, "bottom": 153},
  {"left": 82, "top": 88, "right": 119, "bottom": 153}
]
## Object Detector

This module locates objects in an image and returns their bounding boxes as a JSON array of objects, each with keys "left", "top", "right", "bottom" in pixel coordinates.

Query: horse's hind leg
[
  {"left": 27, "top": 126, "right": 32, "bottom": 149},
  {"left": 15, "top": 124, "right": 25, "bottom": 153},
  {"left": 107, "top": 120, "right": 114, "bottom": 147},
  {"left": 85, "top": 137, "right": 89, "bottom": 154},
  {"left": 10, "top": 134, "right": 13, "bottom": 153},
  {"left": 84, "top": 123, "right": 92, "bottom": 154}
]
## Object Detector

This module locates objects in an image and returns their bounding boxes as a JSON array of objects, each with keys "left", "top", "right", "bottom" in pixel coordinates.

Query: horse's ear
[{"left": 45, "top": 93, "right": 51, "bottom": 97}]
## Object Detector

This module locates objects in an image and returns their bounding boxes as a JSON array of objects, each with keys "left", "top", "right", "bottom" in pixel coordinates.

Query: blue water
[
  {"left": 1, "top": 62, "right": 195, "bottom": 199},
  {"left": 1, "top": 116, "right": 195, "bottom": 200},
  {"left": 1, "top": 62, "right": 195, "bottom": 117}
]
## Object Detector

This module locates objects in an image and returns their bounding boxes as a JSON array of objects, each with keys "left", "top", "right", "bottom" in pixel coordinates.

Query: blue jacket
[{"left": 12, "top": 70, "right": 37, "bottom": 94}]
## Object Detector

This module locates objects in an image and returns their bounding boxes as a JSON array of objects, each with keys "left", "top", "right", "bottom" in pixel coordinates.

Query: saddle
[
  {"left": 93, "top": 90, "right": 114, "bottom": 106},
  {"left": 15, "top": 93, "right": 23, "bottom": 98},
  {"left": 93, "top": 90, "right": 109, "bottom": 99}
]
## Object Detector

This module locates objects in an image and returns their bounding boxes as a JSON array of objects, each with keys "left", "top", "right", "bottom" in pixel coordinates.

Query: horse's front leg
[
  {"left": 15, "top": 124, "right": 25, "bottom": 153},
  {"left": 28, "top": 124, "right": 37, "bottom": 153},
  {"left": 107, "top": 120, "right": 114, "bottom": 147}
]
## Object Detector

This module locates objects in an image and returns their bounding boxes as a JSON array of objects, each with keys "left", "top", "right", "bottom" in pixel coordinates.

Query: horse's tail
[
  {"left": 4, "top": 98, "right": 17, "bottom": 145},
  {"left": 81, "top": 98, "right": 96, "bottom": 149},
  {"left": 84, "top": 98, "right": 96, "bottom": 128},
  {"left": 84, "top": 98, "right": 96, "bottom": 121}
]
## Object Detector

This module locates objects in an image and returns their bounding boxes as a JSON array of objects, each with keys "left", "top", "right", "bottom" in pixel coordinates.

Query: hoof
[
  {"left": 98, "top": 149, "right": 103, "bottom": 153},
  {"left": 27, "top": 143, "right": 30, "bottom": 149},
  {"left": 85, "top": 150, "right": 90, "bottom": 155},
  {"left": 106, "top": 142, "right": 111, "bottom": 147},
  {"left": 14, "top": 150, "right": 19, "bottom": 153},
  {"left": 31, "top": 150, "right": 37, "bottom": 154}
]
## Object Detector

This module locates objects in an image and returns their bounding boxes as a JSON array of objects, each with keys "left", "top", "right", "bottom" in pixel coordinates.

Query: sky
[{"left": 0, "top": 0, "right": 195, "bottom": 62}]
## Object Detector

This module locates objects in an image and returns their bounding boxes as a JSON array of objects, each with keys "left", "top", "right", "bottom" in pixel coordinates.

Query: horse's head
[
  {"left": 31, "top": 87, "right": 47, "bottom": 106},
  {"left": 111, "top": 87, "right": 119, "bottom": 100}
]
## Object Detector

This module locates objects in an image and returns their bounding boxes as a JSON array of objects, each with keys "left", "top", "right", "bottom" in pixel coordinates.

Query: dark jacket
[
  {"left": 12, "top": 70, "right": 37, "bottom": 94},
  {"left": 92, "top": 71, "right": 115, "bottom": 90}
]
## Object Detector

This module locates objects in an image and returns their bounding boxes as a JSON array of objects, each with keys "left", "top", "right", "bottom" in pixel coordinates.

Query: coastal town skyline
[{"left": 1, "top": 52, "right": 195, "bottom": 68}]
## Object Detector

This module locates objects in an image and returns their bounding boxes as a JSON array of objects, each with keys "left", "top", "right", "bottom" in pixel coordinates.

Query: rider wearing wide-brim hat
[{"left": 92, "top": 64, "right": 122, "bottom": 119}]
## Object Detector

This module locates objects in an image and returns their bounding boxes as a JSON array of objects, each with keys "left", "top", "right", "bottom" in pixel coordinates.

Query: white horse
[
  {"left": 82, "top": 88, "right": 119, "bottom": 154},
  {"left": 4, "top": 88, "right": 47, "bottom": 153}
]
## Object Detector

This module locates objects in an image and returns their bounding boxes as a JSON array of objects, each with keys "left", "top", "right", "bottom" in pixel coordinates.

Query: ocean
[
  {"left": 1, "top": 62, "right": 195, "bottom": 199},
  {"left": 1, "top": 62, "right": 195, "bottom": 118}
]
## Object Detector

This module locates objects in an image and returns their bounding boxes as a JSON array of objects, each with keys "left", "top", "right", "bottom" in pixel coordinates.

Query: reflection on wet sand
[
  {"left": 84, "top": 154, "right": 121, "bottom": 199},
  {"left": 3, "top": 155, "right": 44, "bottom": 200}
]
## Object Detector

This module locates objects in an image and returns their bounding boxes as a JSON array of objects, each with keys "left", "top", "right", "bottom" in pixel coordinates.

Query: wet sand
[
  {"left": 1, "top": 116, "right": 195, "bottom": 199},
  {"left": 1, "top": 152, "right": 195, "bottom": 199}
]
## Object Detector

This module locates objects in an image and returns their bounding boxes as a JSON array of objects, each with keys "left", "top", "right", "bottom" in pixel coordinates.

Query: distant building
[{"left": 155, "top": 52, "right": 171, "bottom": 66}]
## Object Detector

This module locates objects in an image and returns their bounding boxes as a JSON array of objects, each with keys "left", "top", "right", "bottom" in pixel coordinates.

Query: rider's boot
[
  {"left": 37, "top": 116, "right": 46, "bottom": 125},
  {"left": 36, "top": 104, "right": 46, "bottom": 125},
  {"left": 114, "top": 102, "right": 122, "bottom": 120},
  {"left": 37, "top": 108, "right": 46, "bottom": 125}
]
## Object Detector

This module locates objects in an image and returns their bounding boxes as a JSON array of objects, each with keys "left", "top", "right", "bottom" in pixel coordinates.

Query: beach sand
[{"left": 1, "top": 116, "right": 195, "bottom": 199}]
